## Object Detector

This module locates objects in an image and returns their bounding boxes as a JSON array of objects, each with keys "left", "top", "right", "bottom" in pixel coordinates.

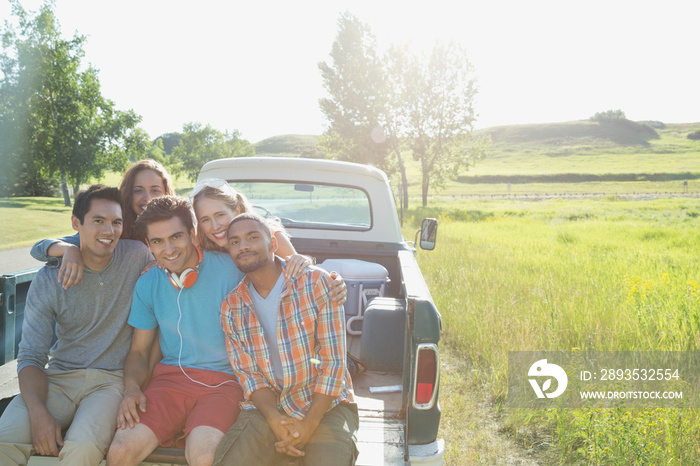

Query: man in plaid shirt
[{"left": 215, "top": 213, "right": 358, "bottom": 465}]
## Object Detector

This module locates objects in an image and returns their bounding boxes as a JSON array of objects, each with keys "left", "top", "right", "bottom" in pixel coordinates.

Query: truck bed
[{"left": 349, "top": 334, "right": 406, "bottom": 465}]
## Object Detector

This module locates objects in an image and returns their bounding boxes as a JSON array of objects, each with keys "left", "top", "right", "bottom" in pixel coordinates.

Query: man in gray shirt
[{"left": 0, "top": 185, "right": 152, "bottom": 465}]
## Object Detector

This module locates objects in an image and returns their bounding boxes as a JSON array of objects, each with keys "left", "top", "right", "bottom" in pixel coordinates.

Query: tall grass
[{"left": 406, "top": 198, "right": 700, "bottom": 464}]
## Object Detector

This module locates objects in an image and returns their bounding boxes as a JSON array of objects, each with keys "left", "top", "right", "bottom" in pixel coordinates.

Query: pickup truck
[{"left": 0, "top": 156, "right": 444, "bottom": 465}]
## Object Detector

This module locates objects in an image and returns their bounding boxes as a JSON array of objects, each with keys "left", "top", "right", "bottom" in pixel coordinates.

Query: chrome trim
[{"left": 412, "top": 343, "right": 440, "bottom": 410}]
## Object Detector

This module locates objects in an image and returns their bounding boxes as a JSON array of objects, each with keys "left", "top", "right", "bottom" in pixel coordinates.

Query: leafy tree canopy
[
  {"left": 319, "top": 13, "right": 489, "bottom": 207},
  {"left": 154, "top": 132, "right": 182, "bottom": 155},
  {"left": 396, "top": 40, "right": 488, "bottom": 206},
  {"left": 590, "top": 109, "right": 627, "bottom": 122},
  {"left": 0, "top": 0, "right": 143, "bottom": 203},
  {"left": 318, "top": 12, "right": 392, "bottom": 172},
  {"left": 170, "top": 122, "right": 255, "bottom": 181}
]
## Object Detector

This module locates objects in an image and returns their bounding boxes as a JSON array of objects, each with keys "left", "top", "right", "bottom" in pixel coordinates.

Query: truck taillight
[{"left": 413, "top": 343, "right": 439, "bottom": 409}]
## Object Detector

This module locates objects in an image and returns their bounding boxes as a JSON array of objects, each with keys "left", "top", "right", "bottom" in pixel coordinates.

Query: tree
[
  {"left": 394, "top": 41, "right": 487, "bottom": 207},
  {"left": 319, "top": 14, "right": 487, "bottom": 209},
  {"left": 0, "top": 0, "right": 141, "bottom": 204},
  {"left": 154, "top": 132, "right": 182, "bottom": 155},
  {"left": 0, "top": 63, "right": 26, "bottom": 197},
  {"left": 318, "top": 13, "right": 402, "bottom": 182},
  {"left": 170, "top": 122, "right": 255, "bottom": 181}
]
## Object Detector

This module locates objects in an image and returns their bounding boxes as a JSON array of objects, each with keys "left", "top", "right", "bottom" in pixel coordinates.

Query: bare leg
[
  {"left": 185, "top": 425, "right": 225, "bottom": 466},
  {"left": 105, "top": 423, "right": 159, "bottom": 466}
]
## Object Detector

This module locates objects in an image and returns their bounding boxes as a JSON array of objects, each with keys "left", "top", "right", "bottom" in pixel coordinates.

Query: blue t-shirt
[{"left": 129, "top": 249, "right": 244, "bottom": 374}]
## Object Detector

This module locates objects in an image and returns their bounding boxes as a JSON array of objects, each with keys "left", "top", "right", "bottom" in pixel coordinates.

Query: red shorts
[{"left": 139, "top": 363, "right": 243, "bottom": 448}]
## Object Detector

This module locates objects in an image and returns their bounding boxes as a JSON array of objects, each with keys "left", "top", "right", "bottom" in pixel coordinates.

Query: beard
[{"left": 234, "top": 251, "right": 273, "bottom": 273}]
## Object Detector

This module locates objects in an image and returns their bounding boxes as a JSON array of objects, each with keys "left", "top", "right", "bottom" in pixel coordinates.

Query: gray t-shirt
[
  {"left": 249, "top": 272, "right": 285, "bottom": 384},
  {"left": 17, "top": 239, "right": 152, "bottom": 373}
]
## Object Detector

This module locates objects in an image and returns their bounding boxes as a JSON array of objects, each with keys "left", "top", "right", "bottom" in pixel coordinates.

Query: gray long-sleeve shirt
[{"left": 18, "top": 239, "right": 152, "bottom": 373}]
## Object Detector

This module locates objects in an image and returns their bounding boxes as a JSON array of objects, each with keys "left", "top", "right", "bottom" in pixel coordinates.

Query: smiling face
[
  {"left": 72, "top": 198, "right": 123, "bottom": 270},
  {"left": 145, "top": 216, "right": 198, "bottom": 274},
  {"left": 227, "top": 218, "right": 277, "bottom": 274},
  {"left": 131, "top": 169, "right": 165, "bottom": 215},
  {"left": 195, "top": 196, "right": 240, "bottom": 249}
]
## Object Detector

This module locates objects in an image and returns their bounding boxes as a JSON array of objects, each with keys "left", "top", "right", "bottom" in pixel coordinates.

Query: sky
[{"left": 1, "top": 0, "right": 699, "bottom": 143}]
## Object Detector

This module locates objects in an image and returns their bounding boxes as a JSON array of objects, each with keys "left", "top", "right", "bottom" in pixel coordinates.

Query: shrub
[
  {"left": 590, "top": 109, "right": 627, "bottom": 122},
  {"left": 687, "top": 130, "right": 700, "bottom": 140},
  {"left": 14, "top": 168, "right": 58, "bottom": 197},
  {"left": 639, "top": 120, "right": 666, "bottom": 129},
  {"left": 0, "top": 162, "right": 58, "bottom": 197}
]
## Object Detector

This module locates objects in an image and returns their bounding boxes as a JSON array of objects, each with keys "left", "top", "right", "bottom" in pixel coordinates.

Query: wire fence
[{"left": 431, "top": 191, "right": 700, "bottom": 201}]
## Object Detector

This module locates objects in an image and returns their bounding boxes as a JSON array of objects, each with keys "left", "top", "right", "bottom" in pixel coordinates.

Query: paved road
[{"left": 0, "top": 247, "right": 44, "bottom": 275}]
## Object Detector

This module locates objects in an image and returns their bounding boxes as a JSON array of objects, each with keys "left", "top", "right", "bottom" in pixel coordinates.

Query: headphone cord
[{"left": 176, "top": 287, "right": 234, "bottom": 388}]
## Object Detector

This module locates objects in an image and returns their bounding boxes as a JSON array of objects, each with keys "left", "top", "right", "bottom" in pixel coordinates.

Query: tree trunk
[
  {"left": 390, "top": 141, "right": 409, "bottom": 220},
  {"left": 60, "top": 171, "right": 71, "bottom": 207},
  {"left": 73, "top": 183, "right": 80, "bottom": 197}
]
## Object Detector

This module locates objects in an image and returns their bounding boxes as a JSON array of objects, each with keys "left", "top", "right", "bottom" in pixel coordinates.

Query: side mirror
[{"left": 416, "top": 218, "right": 438, "bottom": 250}]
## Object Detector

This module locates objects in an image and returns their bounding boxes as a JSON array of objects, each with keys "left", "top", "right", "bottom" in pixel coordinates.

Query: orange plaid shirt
[{"left": 220, "top": 262, "right": 353, "bottom": 419}]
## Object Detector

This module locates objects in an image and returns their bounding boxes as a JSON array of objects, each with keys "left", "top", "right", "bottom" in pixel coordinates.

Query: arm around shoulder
[{"left": 30, "top": 233, "right": 81, "bottom": 263}]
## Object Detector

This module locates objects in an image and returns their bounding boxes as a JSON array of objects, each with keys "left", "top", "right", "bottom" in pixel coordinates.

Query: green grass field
[
  {"left": 0, "top": 171, "right": 197, "bottom": 250},
  {"left": 405, "top": 198, "right": 700, "bottom": 464},
  {"left": 384, "top": 121, "right": 700, "bottom": 204},
  {"left": 0, "top": 198, "right": 74, "bottom": 249}
]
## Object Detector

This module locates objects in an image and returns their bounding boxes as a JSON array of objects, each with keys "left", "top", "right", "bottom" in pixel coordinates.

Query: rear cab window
[{"left": 231, "top": 181, "right": 372, "bottom": 231}]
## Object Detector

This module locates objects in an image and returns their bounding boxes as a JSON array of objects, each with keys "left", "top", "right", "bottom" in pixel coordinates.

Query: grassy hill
[
  {"left": 247, "top": 121, "right": 700, "bottom": 196},
  {"left": 467, "top": 120, "right": 700, "bottom": 180},
  {"left": 484, "top": 119, "right": 660, "bottom": 146},
  {"left": 254, "top": 134, "right": 324, "bottom": 158},
  {"left": 250, "top": 121, "right": 700, "bottom": 179}
]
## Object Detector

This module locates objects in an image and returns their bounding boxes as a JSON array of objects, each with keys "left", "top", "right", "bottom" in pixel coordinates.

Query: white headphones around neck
[{"left": 165, "top": 247, "right": 203, "bottom": 290}]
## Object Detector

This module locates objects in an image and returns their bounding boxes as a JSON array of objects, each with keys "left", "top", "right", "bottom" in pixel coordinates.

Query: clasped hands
[{"left": 269, "top": 412, "right": 319, "bottom": 457}]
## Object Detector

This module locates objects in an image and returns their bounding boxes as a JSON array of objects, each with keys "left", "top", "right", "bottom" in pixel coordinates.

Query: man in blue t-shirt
[{"left": 106, "top": 196, "right": 244, "bottom": 466}]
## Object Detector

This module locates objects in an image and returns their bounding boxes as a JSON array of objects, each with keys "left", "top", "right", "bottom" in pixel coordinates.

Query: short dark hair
[
  {"left": 73, "top": 184, "right": 123, "bottom": 224},
  {"left": 135, "top": 195, "right": 195, "bottom": 240},
  {"left": 227, "top": 212, "right": 272, "bottom": 242}
]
